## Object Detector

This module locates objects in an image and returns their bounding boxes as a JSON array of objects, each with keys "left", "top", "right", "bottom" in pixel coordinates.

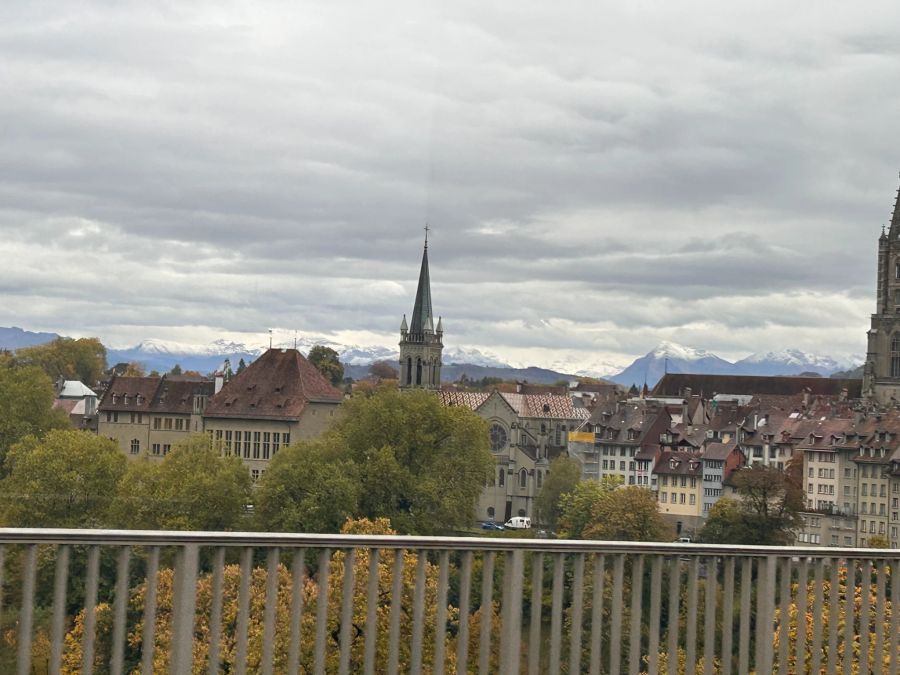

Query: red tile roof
[
  {"left": 204, "top": 348, "right": 343, "bottom": 421},
  {"left": 98, "top": 375, "right": 214, "bottom": 415}
]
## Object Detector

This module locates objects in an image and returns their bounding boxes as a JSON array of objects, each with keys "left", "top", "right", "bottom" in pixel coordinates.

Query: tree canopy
[
  {"left": 307, "top": 345, "right": 344, "bottom": 385},
  {"left": 559, "top": 477, "right": 671, "bottom": 541},
  {"left": 110, "top": 435, "right": 252, "bottom": 531},
  {"left": 534, "top": 456, "right": 582, "bottom": 531},
  {"left": 14, "top": 337, "right": 107, "bottom": 384},
  {"left": 0, "top": 429, "right": 126, "bottom": 528}
]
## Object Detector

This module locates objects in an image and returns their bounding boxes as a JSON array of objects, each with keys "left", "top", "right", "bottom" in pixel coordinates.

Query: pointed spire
[
  {"left": 889, "top": 172, "right": 900, "bottom": 238},
  {"left": 436, "top": 316, "right": 443, "bottom": 333},
  {"left": 408, "top": 236, "right": 433, "bottom": 339},
  {"left": 400, "top": 314, "right": 408, "bottom": 332}
]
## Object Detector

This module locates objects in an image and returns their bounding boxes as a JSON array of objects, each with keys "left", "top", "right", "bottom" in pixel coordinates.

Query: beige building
[
  {"left": 97, "top": 375, "right": 214, "bottom": 458},
  {"left": 203, "top": 348, "right": 345, "bottom": 481},
  {"left": 439, "top": 389, "right": 588, "bottom": 524},
  {"left": 654, "top": 451, "right": 704, "bottom": 536}
]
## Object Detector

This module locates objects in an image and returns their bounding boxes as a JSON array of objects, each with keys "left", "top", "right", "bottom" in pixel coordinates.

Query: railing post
[
  {"left": 49, "top": 544, "right": 70, "bottom": 674},
  {"left": 499, "top": 549, "right": 524, "bottom": 675},
  {"left": 82, "top": 545, "right": 101, "bottom": 675},
  {"left": 261, "top": 547, "right": 280, "bottom": 675},
  {"left": 110, "top": 546, "right": 131, "bottom": 675},
  {"left": 16, "top": 544, "right": 37, "bottom": 675},
  {"left": 142, "top": 546, "right": 161, "bottom": 675},
  {"left": 170, "top": 543, "right": 199, "bottom": 675}
]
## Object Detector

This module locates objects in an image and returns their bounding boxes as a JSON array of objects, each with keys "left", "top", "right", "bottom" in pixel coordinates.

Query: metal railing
[{"left": 0, "top": 529, "right": 898, "bottom": 674}]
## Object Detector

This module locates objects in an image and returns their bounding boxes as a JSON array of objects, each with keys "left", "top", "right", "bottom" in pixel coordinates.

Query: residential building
[{"left": 654, "top": 451, "right": 704, "bottom": 536}]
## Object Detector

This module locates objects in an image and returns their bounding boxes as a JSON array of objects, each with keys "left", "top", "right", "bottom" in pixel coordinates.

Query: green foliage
[
  {"left": 254, "top": 437, "right": 361, "bottom": 533},
  {"left": 168, "top": 363, "right": 183, "bottom": 376},
  {"left": 237, "top": 358, "right": 247, "bottom": 373},
  {"left": 0, "top": 430, "right": 126, "bottom": 527},
  {"left": 110, "top": 435, "right": 252, "bottom": 531},
  {"left": 558, "top": 477, "right": 622, "bottom": 539},
  {"left": 559, "top": 477, "right": 670, "bottom": 541},
  {"left": 0, "top": 363, "right": 70, "bottom": 471},
  {"left": 534, "top": 456, "right": 582, "bottom": 531},
  {"left": 698, "top": 462, "right": 804, "bottom": 546},
  {"left": 14, "top": 336, "right": 107, "bottom": 384},
  {"left": 307, "top": 345, "right": 343, "bottom": 385}
]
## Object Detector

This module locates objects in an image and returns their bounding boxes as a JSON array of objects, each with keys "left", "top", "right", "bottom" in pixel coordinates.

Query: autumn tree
[
  {"left": 307, "top": 345, "right": 344, "bottom": 385},
  {"left": 534, "top": 456, "right": 582, "bottom": 531},
  {"left": 0, "top": 429, "right": 126, "bottom": 527},
  {"left": 14, "top": 336, "right": 107, "bottom": 384},
  {"left": 122, "top": 361, "right": 146, "bottom": 376},
  {"left": 559, "top": 477, "right": 670, "bottom": 541},
  {"left": 110, "top": 435, "right": 251, "bottom": 531},
  {"left": 368, "top": 360, "right": 399, "bottom": 380}
]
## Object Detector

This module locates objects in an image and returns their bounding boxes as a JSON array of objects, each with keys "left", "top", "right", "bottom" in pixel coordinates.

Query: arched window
[
  {"left": 416, "top": 358, "right": 422, "bottom": 385},
  {"left": 406, "top": 357, "right": 412, "bottom": 385},
  {"left": 487, "top": 506, "right": 495, "bottom": 519},
  {"left": 519, "top": 469, "right": 528, "bottom": 488},
  {"left": 892, "top": 336, "right": 900, "bottom": 377},
  {"left": 498, "top": 468, "right": 505, "bottom": 487},
  {"left": 536, "top": 470, "right": 543, "bottom": 489}
]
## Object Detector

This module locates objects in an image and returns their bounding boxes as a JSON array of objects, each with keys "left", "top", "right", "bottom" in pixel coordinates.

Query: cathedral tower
[
  {"left": 399, "top": 235, "right": 443, "bottom": 389},
  {"left": 864, "top": 177, "right": 900, "bottom": 403}
]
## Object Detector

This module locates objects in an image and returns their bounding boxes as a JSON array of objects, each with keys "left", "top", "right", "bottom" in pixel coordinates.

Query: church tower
[
  {"left": 864, "top": 177, "right": 900, "bottom": 404},
  {"left": 399, "top": 234, "right": 443, "bottom": 389}
]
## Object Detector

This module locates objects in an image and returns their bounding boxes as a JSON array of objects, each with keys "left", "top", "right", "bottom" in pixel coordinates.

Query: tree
[
  {"left": 534, "top": 456, "right": 582, "bottom": 531},
  {"left": 14, "top": 337, "right": 107, "bottom": 384},
  {"left": 698, "top": 463, "right": 804, "bottom": 545},
  {"left": 122, "top": 361, "right": 146, "bottom": 377},
  {"left": 307, "top": 346, "right": 343, "bottom": 385},
  {"left": 368, "top": 360, "right": 399, "bottom": 380},
  {"left": 0, "top": 364, "right": 70, "bottom": 471},
  {"left": 254, "top": 437, "right": 361, "bottom": 533},
  {"left": 168, "top": 363, "right": 183, "bottom": 376},
  {"left": 110, "top": 435, "right": 251, "bottom": 531},
  {"left": 330, "top": 387, "right": 493, "bottom": 534},
  {"left": 0, "top": 430, "right": 126, "bottom": 527},
  {"left": 236, "top": 358, "right": 247, "bottom": 374},
  {"left": 558, "top": 477, "right": 670, "bottom": 541}
]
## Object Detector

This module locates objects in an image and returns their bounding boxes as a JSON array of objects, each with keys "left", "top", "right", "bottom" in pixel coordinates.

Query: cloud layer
[{"left": 2, "top": 0, "right": 899, "bottom": 371}]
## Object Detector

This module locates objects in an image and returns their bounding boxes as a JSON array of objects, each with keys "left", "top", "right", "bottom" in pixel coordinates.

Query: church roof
[{"left": 408, "top": 243, "right": 433, "bottom": 339}]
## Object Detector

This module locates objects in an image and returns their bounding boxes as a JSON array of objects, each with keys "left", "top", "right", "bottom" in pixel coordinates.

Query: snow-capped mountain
[
  {"left": 443, "top": 346, "right": 510, "bottom": 368},
  {"left": 733, "top": 349, "right": 856, "bottom": 377},
  {"left": 609, "top": 341, "right": 735, "bottom": 387}
]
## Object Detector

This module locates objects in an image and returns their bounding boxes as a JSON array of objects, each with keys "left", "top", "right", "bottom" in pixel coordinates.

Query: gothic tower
[
  {"left": 399, "top": 235, "right": 443, "bottom": 389},
  {"left": 864, "top": 176, "right": 900, "bottom": 404}
]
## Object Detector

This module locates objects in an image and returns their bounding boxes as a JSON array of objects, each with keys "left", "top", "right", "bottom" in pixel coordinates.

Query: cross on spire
[{"left": 424, "top": 224, "right": 430, "bottom": 248}]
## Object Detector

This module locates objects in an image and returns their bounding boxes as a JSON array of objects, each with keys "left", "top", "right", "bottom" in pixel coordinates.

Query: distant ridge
[{"left": 0, "top": 326, "right": 61, "bottom": 350}]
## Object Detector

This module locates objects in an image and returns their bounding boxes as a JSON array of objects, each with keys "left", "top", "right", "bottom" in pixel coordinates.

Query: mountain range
[{"left": 0, "top": 326, "right": 861, "bottom": 388}]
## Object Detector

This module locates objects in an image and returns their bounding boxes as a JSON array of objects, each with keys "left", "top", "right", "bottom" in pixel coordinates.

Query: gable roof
[
  {"left": 438, "top": 389, "right": 588, "bottom": 421},
  {"left": 653, "top": 373, "right": 861, "bottom": 398},
  {"left": 204, "top": 348, "right": 343, "bottom": 421},
  {"left": 99, "top": 375, "right": 214, "bottom": 415},
  {"left": 58, "top": 380, "right": 97, "bottom": 398}
]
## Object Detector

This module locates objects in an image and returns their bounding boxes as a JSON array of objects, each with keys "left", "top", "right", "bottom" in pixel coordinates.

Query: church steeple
[
  {"left": 889, "top": 174, "right": 900, "bottom": 239},
  {"left": 399, "top": 231, "right": 443, "bottom": 390}
]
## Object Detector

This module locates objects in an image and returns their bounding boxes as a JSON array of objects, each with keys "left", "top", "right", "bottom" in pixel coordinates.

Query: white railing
[{"left": 0, "top": 529, "right": 898, "bottom": 674}]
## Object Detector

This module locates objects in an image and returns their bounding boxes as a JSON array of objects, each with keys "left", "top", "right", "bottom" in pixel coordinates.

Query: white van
[{"left": 505, "top": 516, "right": 532, "bottom": 529}]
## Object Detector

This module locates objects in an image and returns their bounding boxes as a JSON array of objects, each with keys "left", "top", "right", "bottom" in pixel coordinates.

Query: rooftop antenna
[
  {"left": 294, "top": 331, "right": 298, "bottom": 350},
  {"left": 268, "top": 329, "right": 273, "bottom": 349}
]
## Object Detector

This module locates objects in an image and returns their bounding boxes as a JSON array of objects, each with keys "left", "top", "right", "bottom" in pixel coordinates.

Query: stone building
[
  {"left": 864, "top": 178, "right": 900, "bottom": 404},
  {"left": 399, "top": 236, "right": 443, "bottom": 390}
]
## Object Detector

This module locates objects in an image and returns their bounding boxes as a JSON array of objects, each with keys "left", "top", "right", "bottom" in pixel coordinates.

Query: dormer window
[
  {"left": 111, "top": 394, "right": 118, "bottom": 405},
  {"left": 135, "top": 394, "right": 142, "bottom": 405},
  {"left": 123, "top": 394, "right": 129, "bottom": 405}
]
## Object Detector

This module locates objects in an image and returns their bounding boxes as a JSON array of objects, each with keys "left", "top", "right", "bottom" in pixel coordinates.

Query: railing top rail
[{"left": 1, "top": 528, "right": 899, "bottom": 558}]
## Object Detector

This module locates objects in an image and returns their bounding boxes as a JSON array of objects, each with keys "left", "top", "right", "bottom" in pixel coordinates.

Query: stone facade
[{"left": 399, "top": 240, "right": 443, "bottom": 390}]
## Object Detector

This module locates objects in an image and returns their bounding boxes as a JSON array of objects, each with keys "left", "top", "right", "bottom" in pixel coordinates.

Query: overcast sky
[{"left": 3, "top": 1, "right": 900, "bottom": 373}]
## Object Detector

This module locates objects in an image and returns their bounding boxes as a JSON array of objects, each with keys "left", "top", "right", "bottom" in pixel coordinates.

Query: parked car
[
  {"left": 481, "top": 521, "right": 505, "bottom": 531},
  {"left": 504, "top": 516, "right": 532, "bottom": 529}
]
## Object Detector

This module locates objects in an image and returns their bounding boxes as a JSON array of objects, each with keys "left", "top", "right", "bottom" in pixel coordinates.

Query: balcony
[{"left": 1, "top": 528, "right": 898, "bottom": 674}]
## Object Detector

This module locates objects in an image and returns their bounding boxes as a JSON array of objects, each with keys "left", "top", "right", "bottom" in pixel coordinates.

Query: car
[
  {"left": 481, "top": 521, "right": 505, "bottom": 531},
  {"left": 504, "top": 516, "right": 532, "bottom": 529}
]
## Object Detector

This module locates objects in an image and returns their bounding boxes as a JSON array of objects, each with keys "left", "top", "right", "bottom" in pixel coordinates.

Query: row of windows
[
  {"left": 861, "top": 483, "right": 888, "bottom": 497},
  {"left": 659, "top": 492, "right": 695, "bottom": 505},
  {"left": 601, "top": 446, "right": 636, "bottom": 456},
  {"left": 660, "top": 475, "right": 697, "bottom": 489},
  {"left": 490, "top": 467, "right": 544, "bottom": 490},
  {"left": 796, "top": 533, "right": 821, "bottom": 544},
  {"left": 129, "top": 439, "right": 172, "bottom": 456},
  {"left": 214, "top": 430, "right": 290, "bottom": 460},
  {"left": 860, "top": 519, "right": 887, "bottom": 535},
  {"left": 106, "top": 412, "right": 191, "bottom": 430}
]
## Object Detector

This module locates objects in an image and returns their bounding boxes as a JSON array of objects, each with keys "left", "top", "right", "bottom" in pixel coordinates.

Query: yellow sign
[{"left": 568, "top": 431, "right": 594, "bottom": 443}]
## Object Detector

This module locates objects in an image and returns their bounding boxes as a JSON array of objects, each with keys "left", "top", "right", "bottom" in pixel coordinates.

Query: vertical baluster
[
  {"left": 549, "top": 552, "right": 565, "bottom": 673},
  {"left": 889, "top": 557, "right": 900, "bottom": 675},
  {"left": 110, "top": 546, "right": 131, "bottom": 675},
  {"left": 262, "top": 548, "right": 280, "bottom": 675},
  {"left": 456, "top": 551, "right": 473, "bottom": 675},
  {"left": 859, "top": 559, "right": 871, "bottom": 675},
  {"left": 589, "top": 554, "right": 606, "bottom": 675},
  {"left": 500, "top": 550, "right": 524, "bottom": 675},
  {"left": 339, "top": 549, "right": 357, "bottom": 675},
  {"left": 777, "top": 557, "right": 791, "bottom": 674},
  {"left": 810, "top": 558, "right": 825, "bottom": 675},
  {"left": 170, "top": 544, "right": 200, "bottom": 675},
  {"left": 685, "top": 556, "right": 699, "bottom": 675},
  {"left": 826, "top": 557, "right": 840, "bottom": 673},
  {"left": 702, "top": 556, "right": 716, "bottom": 675},
  {"left": 364, "top": 549, "right": 381, "bottom": 675},
  {"left": 738, "top": 558, "right": 751, "bottom": 675},
  {"left": 287, "top": 549, "right": 307, "bottom": 675},
  {"left": 667, "top": 557, "right": 681, "bottom": 675},
  {"left": 16, "top": 544, "right": 37, "bottom": 675},
  {"left": 142, "top": 546, "right": 160, "bottom": 675},
  {"left": 81, "top": 545, "right": 101, "bottom": 675},
  {"left": 49, "top": 544, "right": 70, "bottom": 674},
  {"left": 388, "top": 549, "right": 406, "bottom": 675},
  {"left": 756, "top": 556, "right": 776, "bottom": 675},
  {"left": 207, "top": 547, "right": 225, "bottom": 675},
  {"left": 844, "top": 559, "right": 855, "bottom": 675},
  {"left": 647, "top": 555, "right": 663, "bottom": 675},
  {"left": 0, "top": 545, "right": 4, "bottom": 624},
  {"left": 569, "top": 553, "right": 585, "bottom": 675},
  {"left": 720, "top": 557, "right": 735, "bottom": 675},
  {"left": 628, "top": 555, "right": 645, "bottom": 675},
  {"left": 478, "top": 551, "right": 495, "bottom": 675},
  {"left": 794, "top": 558, "right": 808, "bottom": 675},
  {"left": 235, "top": 547, "right": 253, "bottom": 675},
  {"left": 528, "top": 552, "right": 543, "bottom": 675},
  {"left": 609, "top": 554, "right": 625, "bottom": 675},
  {"left": 411, "top": 551, "right": 428, "bottom": 675},
  {"left": 874, "top": 561, "right": 887, "bottom": 674},
  {"left": 314, "top": 548, "right": 332, "bottom": 675},
  {"left": 433, "top": 551, "right": 451, "bottom": 675}
]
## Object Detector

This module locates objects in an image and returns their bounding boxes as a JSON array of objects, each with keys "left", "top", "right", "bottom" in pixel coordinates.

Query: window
[
  {"left": 130, "top": 439, "right": 140, "bottom": 454},
  {"left": 487, "top": 507, "right": 495, "bottom": 519},
  {"left": 619, "top": 461, "right": 625, "bottom": 471},
  {"left": 153, "top": 417, "right": 161, "bottom": 430},
  {"left": 225, "top": 430, "right": 233, "bottom": 454},
  {"left": 660, "top": 492, "right": 667, "bottom": 503},
  {"left": 537, "top": 470, "right": 543, "bottom": 489},
  {"left": 892, "top": 335, "right": 900, "bottom": 377},
  {"left": 283, "top": 433, "right": 290, "bottom": 446},
  {"left": 163, "top": 444, "right": 171, "bottom": 455},
  {"left": 251, "top": 469, "right": 260, "bottom": 481},
  {"left": 273, "top": 432, "right": 280, "bottom": 453},
  {"left": 498, "top": 468, "right": 505, "bottom": 486},
  {"left": 253, "top": 432, "right": 261, "bottom": 459},
  {"left": 689, "top": 494, "right": 695, "bottom": 505},
  {"left": 519, "top": 469, "right": 527, "bottom": 488},
  {"left": 163, "top": 417, "right": 172, "bottom": 430},
  {"left": 152, "top": 443, "right": 161, "bottom": 456},
  {"left": 175, "top": 418, "right": 184, "bottom": 431},
  {"left": 263, "top": 432, "right": 271, "bottom": 459},
  {"left": 244, "top": 434, "right": 251, "bottom": 458},
  {"left": 113, "top": 412, "right": 119, "bottom": 423},
  {"left": 679, "top": 493, "right": 686, "bottom": 504}
]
